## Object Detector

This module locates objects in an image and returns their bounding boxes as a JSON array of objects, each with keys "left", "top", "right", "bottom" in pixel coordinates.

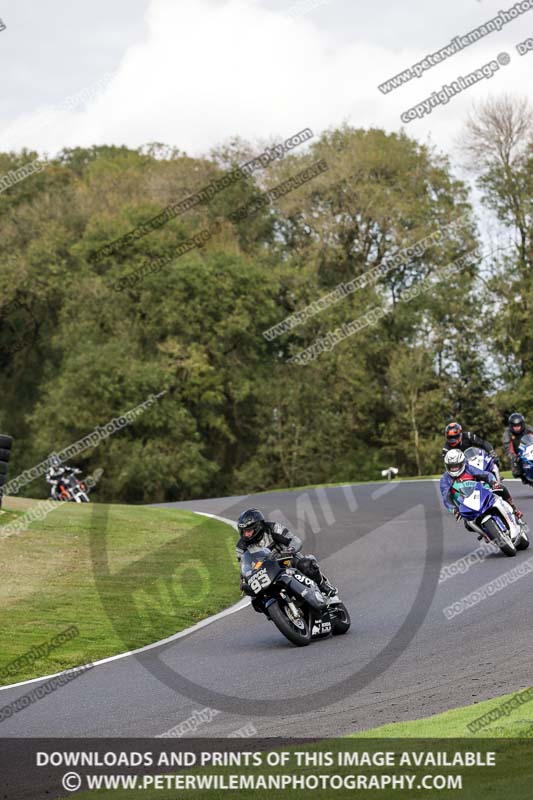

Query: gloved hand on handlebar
[
  {"left": 491, "top": 482, "right": 503, "bottom": 492},
  {"left": 240, "top": 577, "right": 254, "bottom": 596},
  {"left": 276, "top": 546, "right": 296, "bottom": 556}
]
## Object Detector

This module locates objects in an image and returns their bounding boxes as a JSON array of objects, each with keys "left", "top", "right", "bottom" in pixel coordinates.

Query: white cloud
[{"left": 4, "top": 0, "right": 533, "bottom": 157}]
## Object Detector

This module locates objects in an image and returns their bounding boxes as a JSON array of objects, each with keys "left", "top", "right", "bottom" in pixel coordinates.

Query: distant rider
[
  {"left": 236, "top": 509, "right": 337, "bottom": 601},
  {"left": 440, "top": 450, "right": 523, "bottom": 523},
  {"left": 46, "top": 456, "right": 81, "bottom": 500},
  {"left": 441, "top": 421, "right": 499, "bottom": 464},
  {"left": 502, "top": 412, "right": 533, "bottom": 483}
]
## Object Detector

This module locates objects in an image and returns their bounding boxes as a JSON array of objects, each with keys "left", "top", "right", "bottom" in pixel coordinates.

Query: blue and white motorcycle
[
  {"left": 453, "top": 479, "right": 529, "bottom": 557},
  {"left": 517, "top": 434, "right": 533, "bottom": 486},
  {"left": 463, "top": 446, "right": 501, "bottom": 483}
]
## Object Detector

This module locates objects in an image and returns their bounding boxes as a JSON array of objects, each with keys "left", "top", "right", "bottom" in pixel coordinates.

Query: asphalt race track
[{"left": 2, "top": 480, "right": 533, "bottom": 738}]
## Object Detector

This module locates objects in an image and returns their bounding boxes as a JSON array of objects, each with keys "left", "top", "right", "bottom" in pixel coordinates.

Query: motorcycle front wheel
[
  {"left": 484, "top": 518, "right": 516, "bottom": 557},
  {"left": 268, "top": 600, "right": 312, "bottom": 647}
]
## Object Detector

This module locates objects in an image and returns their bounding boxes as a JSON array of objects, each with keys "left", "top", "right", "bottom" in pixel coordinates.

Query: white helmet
[{"left": 444, "top": 449, "right": 466, "bottom": 477}]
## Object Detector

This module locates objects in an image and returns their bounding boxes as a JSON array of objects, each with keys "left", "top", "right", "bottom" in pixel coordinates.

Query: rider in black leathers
[
  {"left": 236, "top": 509, "right": 337, "bottom": 607},
  {"left": 441, "top": 421, "right": 499, "bottom": 463},
  {"left": 502, "top": 412, "right": 533, "bottom": 482}
]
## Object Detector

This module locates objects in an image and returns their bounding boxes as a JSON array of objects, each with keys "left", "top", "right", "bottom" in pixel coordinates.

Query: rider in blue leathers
[{"left": 440, "top": 449, "right": 522, "bottom": 521}]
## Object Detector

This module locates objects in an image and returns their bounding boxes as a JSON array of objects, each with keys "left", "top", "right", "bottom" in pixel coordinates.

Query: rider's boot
[
  {"left": 319, "top": 576, "right": 338, "bottom": 598},
  {"left": 507, "top": 493, "right": 523, "bottom": 521}
]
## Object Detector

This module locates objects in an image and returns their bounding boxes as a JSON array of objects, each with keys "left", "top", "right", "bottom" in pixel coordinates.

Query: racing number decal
[{"left": 249, "top": 569, "right": 271, "bottom": 594}]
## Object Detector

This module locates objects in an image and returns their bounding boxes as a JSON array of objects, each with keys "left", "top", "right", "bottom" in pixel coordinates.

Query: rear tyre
[
  {"left": 484, "top": 518, "right": 516, "bottom": 557},
  {"left": 268, "top": 600, "right": 311, "bottom": 647},
  {"left": 516, "top": 530, "right": 530, "bottom": 550},
  {"left": 331, "top": 602, "right": 351, "bottom": 635}
]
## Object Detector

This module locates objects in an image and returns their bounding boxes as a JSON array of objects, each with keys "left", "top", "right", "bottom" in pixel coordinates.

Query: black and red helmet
[
  {"left": 445, "top": 421, "right": 463, "bottom": 447},
  {"left": 237, "top": 508, "right": 265, "bottom": 544},
  {"left": 508, "top": 412, "right": 525, "bottom": 435}
]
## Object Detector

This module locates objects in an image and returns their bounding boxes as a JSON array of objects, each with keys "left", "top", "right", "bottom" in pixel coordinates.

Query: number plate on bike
[
  {"left": 463, "top": 490, "right": 481, "bottom": 511},
  {"left": 249, "top": 568, "right": 272, "bottom": 594}
]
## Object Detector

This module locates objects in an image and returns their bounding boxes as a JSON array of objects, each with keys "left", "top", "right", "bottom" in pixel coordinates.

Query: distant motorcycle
[
  {"left": 517, "top": 434, "right": 533, "bottom": 487},
  {"left": 57, "top": 469, "right": 90, "bottom": 503},
  {"left": 463, "top": 446, "right": 501, "bottom": 482},
  {"left": 453, "top": 479, "right": 529, "bottom": 557},
  {"left": 241, "top": 547, "right": 350, "bottom": 646}
]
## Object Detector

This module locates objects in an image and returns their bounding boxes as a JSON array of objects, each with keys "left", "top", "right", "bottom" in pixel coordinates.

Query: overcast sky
[{"left": 0, "top": 0, "right": 531, "bottom": 161}]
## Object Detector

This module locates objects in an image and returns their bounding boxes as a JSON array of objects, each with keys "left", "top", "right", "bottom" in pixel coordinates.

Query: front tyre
[
  {"left": 268, "top": 600, "right": 311, "bottom": 647},
  {"left": 331, "top": 602, "right": 351, "bottom": 635},
  {"left": 484, "top": 518, "right": 516, "bottom": 557}
]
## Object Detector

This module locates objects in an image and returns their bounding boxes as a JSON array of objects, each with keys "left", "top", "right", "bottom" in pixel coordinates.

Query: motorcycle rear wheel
[
  {"left": 516, "top": 529, "right": 530, "bottom": 550},
  {"left": 268, "top": 601, "right": 311, "bottom": 647},
  {"left": 331, "top": 602, "right": 351, "bottom": 635}
]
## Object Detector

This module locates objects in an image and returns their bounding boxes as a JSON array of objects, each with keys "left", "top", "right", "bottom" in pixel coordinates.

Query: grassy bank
[
  {"left": 353, "top": 687, "right": 533, "bottom": 738},
  {"left": 0, "top": 498, "right": 240, "bottom": 686}
]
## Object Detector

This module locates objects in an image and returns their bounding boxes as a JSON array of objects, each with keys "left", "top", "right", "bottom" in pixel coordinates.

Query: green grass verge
[
  {"left": 0, "top": 507, "right": 24, "bottom": 527},
  {"left": 0, "top": 499, "right": 240, "bottom": 686},
  {"left": 352, "top": 687, "right": 533, "bottom": 738}
]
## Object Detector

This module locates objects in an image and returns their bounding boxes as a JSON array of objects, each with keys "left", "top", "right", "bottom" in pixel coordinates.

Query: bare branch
[{"left": 460, "top": 94, "right": 533, "bottom": 172}]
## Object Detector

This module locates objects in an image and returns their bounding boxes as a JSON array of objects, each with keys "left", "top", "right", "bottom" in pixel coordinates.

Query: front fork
[{"left": 278, "top": 590, "right": 303, "bottom": 622}]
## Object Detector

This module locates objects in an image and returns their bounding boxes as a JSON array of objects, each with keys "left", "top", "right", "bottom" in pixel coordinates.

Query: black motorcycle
[{"left": 241, "top": 547, "right": 350, "bottom": 646}]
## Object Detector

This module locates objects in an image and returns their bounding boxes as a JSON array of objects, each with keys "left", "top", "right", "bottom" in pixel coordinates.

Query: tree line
[{"left": 0, "top": 97, "right": 531, "bottom": 502}]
